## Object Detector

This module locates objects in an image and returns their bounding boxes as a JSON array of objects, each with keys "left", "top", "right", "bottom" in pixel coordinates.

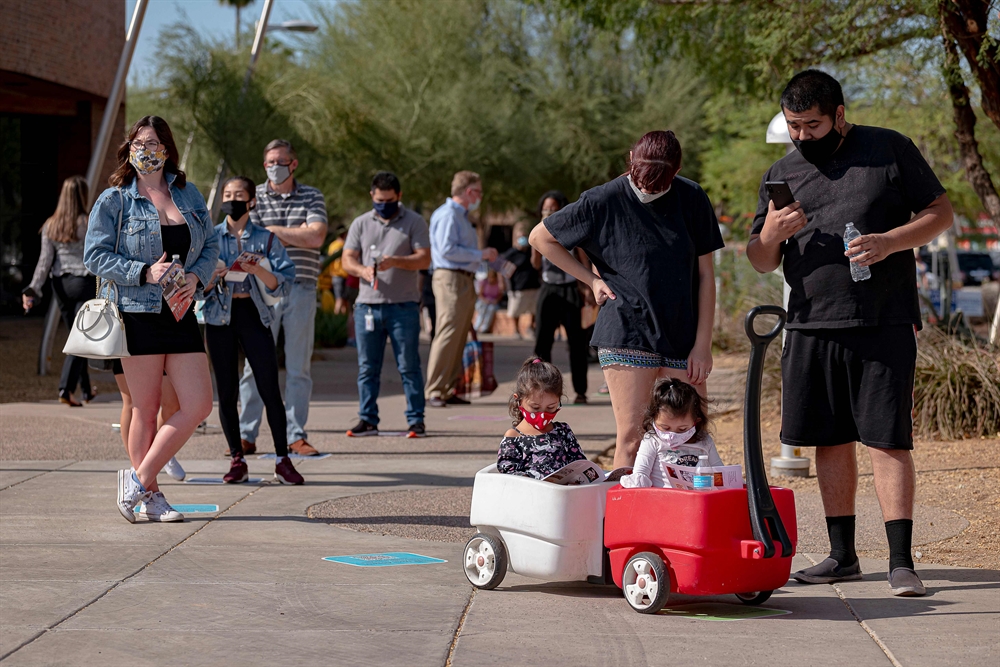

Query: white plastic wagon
[{"left": 463, "top": 463, "right": 616, "bottom": 588}]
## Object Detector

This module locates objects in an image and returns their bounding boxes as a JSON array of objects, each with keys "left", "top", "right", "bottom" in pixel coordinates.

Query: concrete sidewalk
[{"left": 1, "top": 339, "right": 997, "bottom": 666}]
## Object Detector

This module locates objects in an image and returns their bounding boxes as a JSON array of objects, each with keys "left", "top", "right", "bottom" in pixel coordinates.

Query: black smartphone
[{"left": 765, "top": 181, "right": 795, "bottom": 210}]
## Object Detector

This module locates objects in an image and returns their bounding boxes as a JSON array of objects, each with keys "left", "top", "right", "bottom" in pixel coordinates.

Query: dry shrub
[{"left": 913, "top": 328, "right": 1000, "bottom": 439}]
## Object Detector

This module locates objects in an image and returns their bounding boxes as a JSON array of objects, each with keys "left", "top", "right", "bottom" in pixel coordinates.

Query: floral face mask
[{"left": 129, "top": 146, "right": 167, "bottom": 176}]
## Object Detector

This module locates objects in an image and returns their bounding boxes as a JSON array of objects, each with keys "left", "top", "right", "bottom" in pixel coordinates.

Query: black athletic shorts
[{"left": 780, "top": 325, "right": 916, "bottom": 450}]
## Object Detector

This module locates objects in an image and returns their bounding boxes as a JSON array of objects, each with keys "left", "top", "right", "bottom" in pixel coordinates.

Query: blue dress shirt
[{"left": 429, "top": 198, "right": 483, "bottom": 273}]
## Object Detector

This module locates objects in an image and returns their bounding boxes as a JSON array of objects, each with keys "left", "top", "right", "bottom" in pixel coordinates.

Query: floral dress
[{"left": 497, "top": 422, "right": 586, "bottom": 479}]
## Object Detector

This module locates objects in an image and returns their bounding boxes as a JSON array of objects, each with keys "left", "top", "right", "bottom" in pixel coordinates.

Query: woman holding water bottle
[
  {"left": 201, "top": 176, "right": 303, "bottom": 485},
  {"left": 530, "top": 131, "right": 724, "bottom": 469},
  {"left": 85, "top": 115, "right": 219, "bottom": 524}
]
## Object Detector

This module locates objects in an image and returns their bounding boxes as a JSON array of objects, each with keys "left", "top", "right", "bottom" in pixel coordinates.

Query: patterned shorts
[{"left": 597, "top": 347, "right": 687, "bottom": 370}]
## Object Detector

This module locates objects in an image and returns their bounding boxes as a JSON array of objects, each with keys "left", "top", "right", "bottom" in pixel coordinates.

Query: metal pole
[
  {"left": 206, "top": 0, "right": 274, "bottom": 214},
  {"left": 37, "top": 299, "right": 61, "bottom": 376},
  {"left": 84, "top": 0, "right": 148, "bottom": 208}
]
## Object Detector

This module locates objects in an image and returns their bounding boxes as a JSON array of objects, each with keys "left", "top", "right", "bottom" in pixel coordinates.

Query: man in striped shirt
[{"left": 240, "top": 139, "right": 328, "bottom": 456}]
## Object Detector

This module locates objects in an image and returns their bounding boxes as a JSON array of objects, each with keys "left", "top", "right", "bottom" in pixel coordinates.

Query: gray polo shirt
[
  {"left": 249, "top": 180, "right": 328, "bottom": 283},
  {"left": 345, "top": 206, "right": 430, "bottom": 305}
]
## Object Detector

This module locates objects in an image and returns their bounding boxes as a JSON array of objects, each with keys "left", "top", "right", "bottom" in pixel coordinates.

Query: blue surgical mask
[
  {"left": 373, "top": 200, "right": 399, "bottom": 219},
  {"left": 516, "top": 235, "right": 528, "bottom": 247}
]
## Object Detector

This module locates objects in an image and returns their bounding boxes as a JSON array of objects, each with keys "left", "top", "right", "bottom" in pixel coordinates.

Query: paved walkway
[{"left": 1, "top": 338, "right": 997, "bottom": 666}]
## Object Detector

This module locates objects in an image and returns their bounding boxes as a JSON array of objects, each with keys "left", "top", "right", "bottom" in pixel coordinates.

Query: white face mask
[
  {"left": 628, "top": 174, "right": 670, "bottom": 204},
  {"left": 653, "top": 424, "right": 697, "bottom": 447},
  {"left": 467, "top": 198, "right": 481, "bottom": 212},
  {"left": 266, "top": 164, "right": 292, "bottom": 185}
]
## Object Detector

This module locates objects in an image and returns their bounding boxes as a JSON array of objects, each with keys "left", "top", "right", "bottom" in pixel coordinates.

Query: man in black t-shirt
[{"left": 748, "top": 71, "right": 953, "bottom": 597}]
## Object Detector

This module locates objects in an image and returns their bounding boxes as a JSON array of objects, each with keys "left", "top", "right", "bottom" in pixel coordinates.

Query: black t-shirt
[
  {"left": 752, "top": 125, "right": 945, "bottom": 330},
  {"left": 501, "top": 247, "right": 541, "bottom": 291},
  {"left": 544, "top": 175, "right": 724, "bottom": 358}
]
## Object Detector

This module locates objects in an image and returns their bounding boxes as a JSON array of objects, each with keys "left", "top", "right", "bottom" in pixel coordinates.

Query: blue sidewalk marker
[
  {"left": 135, "top": 504, "right": 218, "bottom": 515},
  {"left": 256, "top": 453, "right": 331, "bottom": 461},
  {"left": 323, "top": 552, "right": 447, "bottom": 567}
]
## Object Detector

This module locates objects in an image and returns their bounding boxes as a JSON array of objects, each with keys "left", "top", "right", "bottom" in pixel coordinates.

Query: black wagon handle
[
  {"left": 744, "top": 304, "right": 786, "bottom": 347},
  {"left": 742, "top": 305, "right": 794, "bottom": 559}
]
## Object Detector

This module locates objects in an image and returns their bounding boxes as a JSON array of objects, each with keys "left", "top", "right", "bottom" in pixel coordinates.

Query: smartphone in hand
[{"left": 765, "top": 181, "right": 795, "bottom": 210}]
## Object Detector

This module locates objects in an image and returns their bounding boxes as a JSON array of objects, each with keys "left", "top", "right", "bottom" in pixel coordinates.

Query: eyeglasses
[
  {"left": 264, "top": 160, "right": 292, "bottom": 167},
  {"left": 130, "top": 140, "right": 163, "bottom": 152}
]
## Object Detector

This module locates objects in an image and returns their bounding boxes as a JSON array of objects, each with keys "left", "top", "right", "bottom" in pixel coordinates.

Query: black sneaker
[
  {"left": 791, "top": 557, "right": 863, "bottom": 584},
  {"left": 445, "top": 395, "right": 470, "bottom": 405},
  {"left": 346, "top": 420, "right": 379, "bottom": 437},
  {"left": 407, "top": 422, "right": 426, "bottom": 438}
]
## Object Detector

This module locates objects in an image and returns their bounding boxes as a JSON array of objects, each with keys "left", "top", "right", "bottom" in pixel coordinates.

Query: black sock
[
  {"left": 826, "top": 515, "right": 857, "bottom": 566},
  {"left": 885, "top": 519, "right": 914, "bottom": 571}
]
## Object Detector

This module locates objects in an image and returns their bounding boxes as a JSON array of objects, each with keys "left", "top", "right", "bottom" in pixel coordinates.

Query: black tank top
[{"left": 161, "top": 224, "right": 191, "bottom": 264}]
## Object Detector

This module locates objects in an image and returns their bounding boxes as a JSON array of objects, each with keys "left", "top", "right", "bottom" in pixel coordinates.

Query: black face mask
[
  {"left": 793, "top": 124, "right": 843, "bottom": 164},
  {"left": 220, "top": 200, "right": 249, "bottom": 220}
]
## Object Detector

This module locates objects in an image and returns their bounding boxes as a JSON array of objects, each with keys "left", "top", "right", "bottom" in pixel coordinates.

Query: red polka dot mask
[{"left": 519, "top": 406, "right": 559, "bottom": 431}]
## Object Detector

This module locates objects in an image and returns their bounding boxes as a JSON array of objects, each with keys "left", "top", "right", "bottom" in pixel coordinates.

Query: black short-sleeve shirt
[
  {"left": 544, "top": 175, "right": 724, "bottom": 359},
  {"left": 751, "top": 125, "right": 946, "bottom": 330}
]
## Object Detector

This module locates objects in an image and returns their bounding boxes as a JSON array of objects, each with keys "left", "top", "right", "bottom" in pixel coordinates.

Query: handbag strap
[
  {"left": 96, "top": 189, "right": 125, "bottom": 299},
  {"left": 266, "top": 231, "right": 275, "bottom": 254}
]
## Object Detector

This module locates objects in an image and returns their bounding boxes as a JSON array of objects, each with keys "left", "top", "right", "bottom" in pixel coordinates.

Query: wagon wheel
[
  {"left": 622, "top": 552, "right": 669, "bottom": 614},
  {"left": 735, "top": 590, "right": 773, "bottom": 605},
  {"left": 463, "top": 533, "right": 507, "bottom": 590}
]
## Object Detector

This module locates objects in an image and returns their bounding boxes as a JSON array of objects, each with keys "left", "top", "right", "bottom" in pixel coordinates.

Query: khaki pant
[{"left": 425, "top": 269, "right": 477, "bottom": 399}]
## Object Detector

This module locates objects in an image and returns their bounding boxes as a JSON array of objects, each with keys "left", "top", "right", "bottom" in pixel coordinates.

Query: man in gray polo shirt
[
  {"left": 240, "top": 139, "right": 328, "bottom": 457},
  {"left": 342, "top": 171, "right": 431, "bottom": 438}
]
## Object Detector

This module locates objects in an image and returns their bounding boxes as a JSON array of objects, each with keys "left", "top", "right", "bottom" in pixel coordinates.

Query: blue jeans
[
  {"left": 239, "top": 281, "right": 316, "bottom": 444},
  {"left": 355, "top": 301, "right": 425, "bottom": 426}
]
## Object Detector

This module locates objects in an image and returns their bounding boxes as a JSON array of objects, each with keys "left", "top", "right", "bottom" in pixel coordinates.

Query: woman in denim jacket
[
  {"left": 85, "top": 116, "right": 219, "bottom": 524},
  {"left": 202, "top": 176, "right": 303, "bottom": 485}
]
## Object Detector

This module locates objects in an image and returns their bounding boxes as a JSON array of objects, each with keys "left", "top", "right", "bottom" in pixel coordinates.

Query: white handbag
[{"left": 62, "top": 190, "right": 130, "bottom": 360}]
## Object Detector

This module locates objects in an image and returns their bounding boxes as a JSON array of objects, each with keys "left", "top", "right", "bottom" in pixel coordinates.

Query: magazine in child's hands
[
  {"left": 158, "top": 261, "right": 193, "bottom": 322},
  {"left": 663, "top": 463, "right": 743, "bottom": 490},
  {"left": 225, "top": 251, "right": 264, "bottom": 282},
  {"left": 543, "top": 460, "right": 633, "bottom": 485}
]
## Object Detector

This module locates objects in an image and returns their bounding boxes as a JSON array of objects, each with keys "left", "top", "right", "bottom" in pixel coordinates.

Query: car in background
[{"left": 919, "top": 250, "right": 999, "bottom": 286}]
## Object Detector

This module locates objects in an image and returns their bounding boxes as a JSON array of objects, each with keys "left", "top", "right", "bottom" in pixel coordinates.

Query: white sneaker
[
  {"left": 163, "top": 456, "right": 186, "bottom": 481},
  {"left": 116, "top": 468, "right": 148, "bottom": 523},
  {"left": 136, "top": 491, "right": 184, "bottom": 522}
]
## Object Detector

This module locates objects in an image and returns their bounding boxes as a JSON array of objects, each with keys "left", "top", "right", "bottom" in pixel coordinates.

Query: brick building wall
[
  {"left": 0, "top": 0, "right": 126, "bottom": 311},
  {"left": 1, "top": 0, "right": 125, "bottom": 98}
]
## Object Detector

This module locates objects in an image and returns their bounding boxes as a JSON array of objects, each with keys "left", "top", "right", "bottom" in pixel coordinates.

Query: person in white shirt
[{"left": 620, "top": 378, "right": 722, "bottom": 488}]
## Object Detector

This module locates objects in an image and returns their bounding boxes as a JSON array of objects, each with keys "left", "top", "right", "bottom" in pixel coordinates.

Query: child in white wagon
[
  {"left": 497, "top": 357, "right": 587, "bottom": 479},
  {"left": 619, "top": 378, "right": 723, "bottom": 488}
]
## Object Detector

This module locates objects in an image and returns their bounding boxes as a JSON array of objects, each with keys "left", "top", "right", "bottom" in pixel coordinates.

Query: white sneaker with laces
[
  {"left": 136, "top": 491, "right": 185, "bottom": 522},
  {"left": 163, "top": 457, "right": 186, "bottom": 481},
  {"left": 116, "top": 468, "right": 148, "bottom": 523}
]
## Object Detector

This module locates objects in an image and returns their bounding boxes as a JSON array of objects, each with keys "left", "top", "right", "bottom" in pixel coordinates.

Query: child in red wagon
[
  {"left": 619, "top": 378, "right": 723, "bottom": 488},
  {"left": 497, "top": 357, "right": 586, "bottom": 478}
]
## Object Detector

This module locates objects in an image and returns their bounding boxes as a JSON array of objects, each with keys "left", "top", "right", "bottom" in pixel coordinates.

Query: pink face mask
[
  {"left": 653, "top": 424, "right": 697, "bottom": 448},
  {"left": 520, "top": 406, "right": 558, "bottom": 431}
]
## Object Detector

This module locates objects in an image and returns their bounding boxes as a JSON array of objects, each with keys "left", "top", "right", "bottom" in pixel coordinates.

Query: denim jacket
[
  {"left": 200, "top": 221, "right": 295, "bottom": 327},
  {"left": 84, "top": 172, "right": 220, "bottom": 312}
]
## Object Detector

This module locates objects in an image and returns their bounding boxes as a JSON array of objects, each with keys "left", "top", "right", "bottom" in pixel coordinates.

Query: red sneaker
[
  {"left": 274, "top": 456, "right": 304, "bottom": 485},
  {"left": 223, "top": 456, "right": 248, "bottom": 484}
]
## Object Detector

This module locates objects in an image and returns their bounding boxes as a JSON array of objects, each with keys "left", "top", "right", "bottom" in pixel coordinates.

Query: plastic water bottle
[
  {"left": 843, "top": 223, "right": 871, "bottom": 282},
  {"left": 693, "top": 455, "right": 715, "bottom": 491}
]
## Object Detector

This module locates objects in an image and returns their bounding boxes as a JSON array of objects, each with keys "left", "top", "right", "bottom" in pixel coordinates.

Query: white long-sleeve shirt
[{"left": 619, "top": 431, "right": 724, "bottom": 489}]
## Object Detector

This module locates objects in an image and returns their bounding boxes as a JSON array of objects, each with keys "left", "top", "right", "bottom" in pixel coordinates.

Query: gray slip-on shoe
[
  {"left": 888, "top": 567, "right": 926, "bottom": 596},
  {"left": 791, "top": 557, "right": 863, "bottom": 584}
]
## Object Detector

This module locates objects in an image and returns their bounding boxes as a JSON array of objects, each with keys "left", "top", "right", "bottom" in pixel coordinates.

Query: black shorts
[{"left": 780, "top": 325, "right": 916, "bottom": 450}]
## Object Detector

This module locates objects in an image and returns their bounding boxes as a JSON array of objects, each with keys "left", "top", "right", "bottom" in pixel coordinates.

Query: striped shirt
[{"left": 250, "top": 181, "right": 328, "bottom": 282}]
